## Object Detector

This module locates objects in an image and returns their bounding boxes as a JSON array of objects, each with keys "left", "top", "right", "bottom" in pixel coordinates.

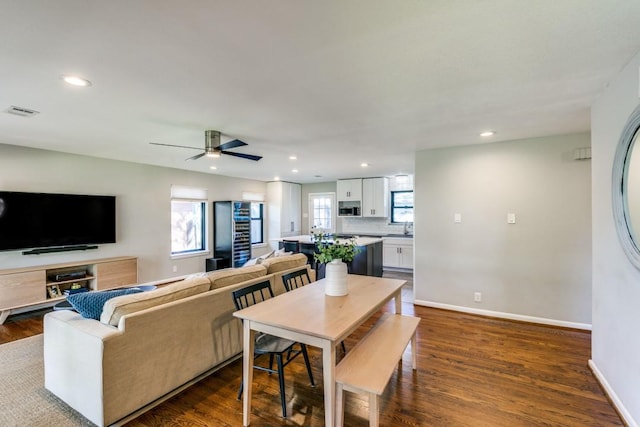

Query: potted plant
[{"left": 311, "top": 229, "right": 360, "bottom": 296}]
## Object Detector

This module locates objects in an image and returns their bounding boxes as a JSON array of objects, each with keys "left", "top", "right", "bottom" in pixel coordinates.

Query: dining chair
[
  {"left": 281, "top": 268, "right": 312, "bottom": 292},
  {"left": 281, "top": 240, "right": 299, "bottom": 253},
  {"left": 232, "top": 280, "right": 315, "bottom": 418},
  {"left": 298, "top": 242, "right": 319, "bottom": 270},
  {"left": 281, "top": 268, "right": 347, "bottom": 354}
]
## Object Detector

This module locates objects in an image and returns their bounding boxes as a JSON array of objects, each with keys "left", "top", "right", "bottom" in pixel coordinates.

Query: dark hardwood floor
[{"left": 0, "top": 272, "right": 622, "bottom": 426}]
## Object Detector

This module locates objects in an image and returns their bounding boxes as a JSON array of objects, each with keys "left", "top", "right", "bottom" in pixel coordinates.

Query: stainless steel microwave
[{"left": 339, "top": 206, "right": 360, "bottom": 216}]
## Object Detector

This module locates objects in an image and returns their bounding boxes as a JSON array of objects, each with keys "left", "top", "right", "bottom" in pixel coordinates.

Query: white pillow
[
  {"left": 274, "top": 248, "right": 293, "bottom": 257},
  {"left": 257, "top": 250, "right": 275, "bottom": 263},
  {"left": 243, "top": 258, "right": 258, "bottom": 267},
  {"left": 243, "top": 250, "right": 275, "bottom": 267}
]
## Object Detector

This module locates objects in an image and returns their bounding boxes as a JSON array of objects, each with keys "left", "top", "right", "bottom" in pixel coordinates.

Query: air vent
[
  {"left": 573, "top": 147, "right": 591, "bottom": 161},
  {"left": 6, "top": 105, "right": 40, "bottom": 117}
]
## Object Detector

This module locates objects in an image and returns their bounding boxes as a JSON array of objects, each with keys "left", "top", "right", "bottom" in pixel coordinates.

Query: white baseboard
[
  {"left": 589, "top": 359, "right": 638, "bottom": 427},
  {"left": 413, "top": 299, "right": 592, "bottom": 330}
]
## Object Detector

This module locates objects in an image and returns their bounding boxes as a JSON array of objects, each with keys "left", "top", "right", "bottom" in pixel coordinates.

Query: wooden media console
[{"left": 0, "top": 256, "right": 137, "bottom": 324}]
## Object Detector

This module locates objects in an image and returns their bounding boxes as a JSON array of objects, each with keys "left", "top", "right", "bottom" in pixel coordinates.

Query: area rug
[{"left": 0, "top": 335, "right": 94, "bottom": 426}]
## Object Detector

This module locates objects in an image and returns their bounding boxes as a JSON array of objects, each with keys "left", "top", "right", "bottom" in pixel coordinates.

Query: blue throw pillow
[{"left": 67, "top": 288, "right": 143, "bottom": 320}]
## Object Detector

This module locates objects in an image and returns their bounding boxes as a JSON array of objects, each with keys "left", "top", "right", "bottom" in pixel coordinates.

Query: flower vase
[{"left": 325, "top": 259, "right": 348, "bottom": 296}]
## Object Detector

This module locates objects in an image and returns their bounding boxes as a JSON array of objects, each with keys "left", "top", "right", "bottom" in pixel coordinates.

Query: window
[
  {"left": 250, "top": 202, "right": 264, "bottom": 245},
  {"left": 171, "top": 185, "right": 208, "bottom": 256},
  {"left": 391, "top": 191, "right": 414, "bottom": 223},
  {"left": 309, "top": 193, "right": 336, "bottom": 233}
]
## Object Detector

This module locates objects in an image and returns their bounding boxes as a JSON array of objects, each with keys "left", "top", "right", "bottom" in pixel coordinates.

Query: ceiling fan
[{"left": 150, "top": 130, "right": 262, "bottom": 161}]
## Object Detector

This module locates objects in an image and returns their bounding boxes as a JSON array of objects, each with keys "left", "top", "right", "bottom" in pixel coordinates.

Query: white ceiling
[{"left": 1, "top": 1, "right": 640, "bottom": 184}]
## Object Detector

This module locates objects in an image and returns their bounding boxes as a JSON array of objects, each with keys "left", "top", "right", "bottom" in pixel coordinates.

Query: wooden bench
[{"left": 335, "top": 313, "right": 420, "bottom": 427}]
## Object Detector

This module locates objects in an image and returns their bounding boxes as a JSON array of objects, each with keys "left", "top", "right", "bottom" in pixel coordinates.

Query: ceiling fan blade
[
  {"left": 150, "top": 142, "right": 202, "bottom": 150},
  {"left": 185, "top": 152, "right": 207, "bottom": 161},
  {"left": 220, "top": 150, "right": 262, "bottom": 161},
  {"left": 218, "top": 139, "right": 248, "bottom": 150}
]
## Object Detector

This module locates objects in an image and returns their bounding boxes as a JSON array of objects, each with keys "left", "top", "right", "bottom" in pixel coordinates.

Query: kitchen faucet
[{"left": 403, "top": 222, "right": 413, "bottom": 235}]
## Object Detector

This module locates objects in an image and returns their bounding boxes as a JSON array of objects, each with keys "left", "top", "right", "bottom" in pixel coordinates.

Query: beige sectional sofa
[{"left": 43, "top": 253, "right": 311, "bottom": 427}]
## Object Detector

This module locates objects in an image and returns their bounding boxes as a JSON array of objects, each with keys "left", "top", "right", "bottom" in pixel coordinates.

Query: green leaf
[{"left": 310, "top": 228, "right": 361, "bottom": 264}]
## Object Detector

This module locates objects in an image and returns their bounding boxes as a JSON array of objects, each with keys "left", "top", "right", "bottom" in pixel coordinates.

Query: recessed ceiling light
[
  {"left": 6, "top": 105, "right": 39, "bottom": 117},
  {"left": 361, "top": 162, "right": 369, "bottom": 167},
  {"left": 209, "top": 166, "right": 217, "bottom": 170},
  {"left": 480, "top": 131, "right": 496, "bottom": 137},
  {"left": 62, "top": 75, "right": 92, "bottom": 87},
  {"left": 292, "top": 169, "right": 299, "bottom": 173},
  {"left": 274, "top": 176, "right": 280, "bottom": 181},
  {"left": 289, "top": 155, "right": 297, "bottom": 160}
]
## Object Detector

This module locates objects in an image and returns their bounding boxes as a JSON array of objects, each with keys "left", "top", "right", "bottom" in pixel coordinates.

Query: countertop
[
  {"left": 275, "top": 235, "right": 384, "bottom": 246},
  {"left": 339, "top": 233, "right": 414, "bottom": 239}
]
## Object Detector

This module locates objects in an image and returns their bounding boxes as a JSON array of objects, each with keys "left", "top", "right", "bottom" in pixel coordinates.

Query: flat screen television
[{"left": 0, "top": 191, "right": 116, "bottom": 252}]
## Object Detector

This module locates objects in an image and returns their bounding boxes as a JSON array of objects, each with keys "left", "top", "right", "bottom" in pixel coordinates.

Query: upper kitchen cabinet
[
  {"left": 337, "top": 179, "right": 362, "bottom": 202},
  {"left": 267, "top": 181, "right": 301, "bottom": 247},
  {"left": 337, "top": 178, "right": 363, "bottom": 217},
  {"left": 362, "top": 177, "right": 388, "bottom": 218}
]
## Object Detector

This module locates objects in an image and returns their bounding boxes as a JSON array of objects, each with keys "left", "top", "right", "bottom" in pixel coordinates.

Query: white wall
[
  {"left": 414, "top": 134, "right": 592, "bottom": 327},
  {"left": 591, "top": 50, "right": 640, "bottom": 426},
  {"left": 0, "top": 143, "right": 267, "bottom": 282}
]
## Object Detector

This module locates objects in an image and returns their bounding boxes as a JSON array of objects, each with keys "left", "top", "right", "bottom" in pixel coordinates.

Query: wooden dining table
[{"left": 233, "top": 274, "right": 406, "bottom": 426}]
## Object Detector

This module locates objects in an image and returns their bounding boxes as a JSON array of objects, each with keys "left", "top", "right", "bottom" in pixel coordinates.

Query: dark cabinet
[
  {"left": 286, "top": 240, "right": 383, "bottom": 279},
  {"left": 349, "top": 241, "right": 383, "bottom": 277}
]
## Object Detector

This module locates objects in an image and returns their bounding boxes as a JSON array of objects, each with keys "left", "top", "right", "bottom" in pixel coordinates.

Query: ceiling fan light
[{"left": 206, "top": 152, "right": 220, "bottom": 158}]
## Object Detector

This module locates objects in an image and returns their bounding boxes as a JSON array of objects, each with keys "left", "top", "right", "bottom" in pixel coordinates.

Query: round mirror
[{"left": 612, "top": 104, "right": 640, "bottom": 268}]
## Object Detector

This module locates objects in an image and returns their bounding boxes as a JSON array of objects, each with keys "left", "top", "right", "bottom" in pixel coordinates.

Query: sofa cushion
[
  {"left": 260, "top": 253, "right": 308, "bottom": 274},
  {"left": 100, "top": 277, "right": 211, "bottom": 326},
  {"left": 68, "top": 288, "right": 144, "bottom": 320},
  {"left": 205, "top": 264, "right": 267, "bottom": 290}
]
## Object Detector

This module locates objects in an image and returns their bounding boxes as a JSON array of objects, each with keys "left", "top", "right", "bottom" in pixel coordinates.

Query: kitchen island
[{"left": 274, "top": 235, "right": 384, "bottom": 278}]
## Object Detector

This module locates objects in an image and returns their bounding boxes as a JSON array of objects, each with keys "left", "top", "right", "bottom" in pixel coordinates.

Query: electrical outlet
[
  {"left": 172, "top": 265, "right": 178, "bottom": 273},
  {"left": 474, "top": 292, "right": 482, "bottom": 302}
]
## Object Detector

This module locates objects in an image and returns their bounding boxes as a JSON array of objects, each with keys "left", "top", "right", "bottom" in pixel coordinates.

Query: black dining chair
[
  {"left": 281, "top": 268, "right": 347, "bottom": 354},
  {"left": 281, "top": 240, "right": 299, "bottom": 253},
  {"left": 232, "top": 280, "right": 315, "bottom": 418},
  {"left": 282, "top": 268, "right": 312, "bottom": 292},
  {"left": 298, "top": 242, "right": 319, "bottom": 270}
]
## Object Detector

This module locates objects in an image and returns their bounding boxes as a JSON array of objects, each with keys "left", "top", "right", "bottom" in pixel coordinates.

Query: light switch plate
[
  {"left": 507, "top": 213, "right": 516, "bottom": 224},
  {"left": 454, "top": 213, "right": 462, "bottom": 223}
]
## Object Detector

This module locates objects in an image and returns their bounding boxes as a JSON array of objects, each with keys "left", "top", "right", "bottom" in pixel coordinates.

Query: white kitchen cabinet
[
  {"left": 267, "top": 181, "right": 302, "bottom": 249},
  {"left": 362, "top": 177, "right": 388, "bottom": 217},
  {"left": 337, "top": 179, "right": 362, "bottom": 202},
  {"left": 383, "top": 237, "right": 414, "bottom": 269}
]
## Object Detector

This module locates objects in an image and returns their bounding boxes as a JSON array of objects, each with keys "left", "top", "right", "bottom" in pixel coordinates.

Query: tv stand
[
  {"left": 22, "top": 245, "right": 99, "bottom": 255},
  {"left": 0, "top": 256, "right": 137, "bottom": 324}
]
